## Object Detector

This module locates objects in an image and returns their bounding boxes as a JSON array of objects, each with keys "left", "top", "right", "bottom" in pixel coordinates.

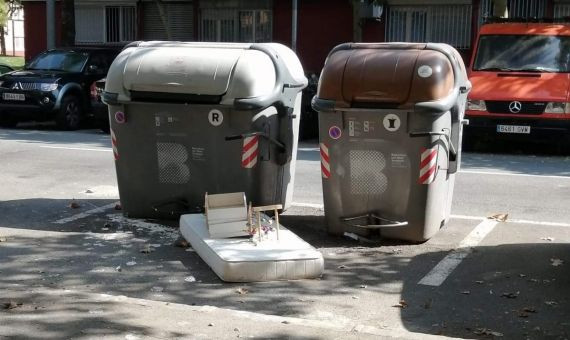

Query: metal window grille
[
  {"left": 76, "top": 5, "right": 105, "bottom": 44},
  {"left": 105, "top": 6, "right": 136, "bottom": 43},
  {"left": 5, "top": 7, "right": 24, "bottom": 56},
  {"left": 554, "top": 3, "right": 570, "bottom": 18},
  {"left": 386, "top": 5, "right": 472, "bottom": 49},
  {"left": 480, "top": 0, "right": 547, "bottom": 26},
  {"left": 200, "top": 9, "right": 272, "bottom": 42},
  {"left": 507, "top": 0, "right": 547, "bottom": 17}
]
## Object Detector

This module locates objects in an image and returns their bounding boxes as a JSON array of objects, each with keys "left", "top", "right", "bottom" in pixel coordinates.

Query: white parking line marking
[
  {"left": 460, "top": 170, "right": 570, "bottom": 179},
  {"left": 291, "top": 202, "right": 324, "bottom": 209},
  {"left": 450, "top": 214, "right": 485, "bottom": 221},
  {"left": 53, "top": 202, "right": 119, "bottom": 224},
  {"left": 297, "top": 147, "right": 320, "bottom": 152},
  {"left": 418, "top": 218, "right": 499, "bottom": 286},
  {"left": 452, "top": 214, "right": 570, "bottom": 227},
  {"left": 40, "top": 146, "right": 112, "bottom": 152},
  {"left": 506, "top": 219, "right": 570, "bottom": 227}
]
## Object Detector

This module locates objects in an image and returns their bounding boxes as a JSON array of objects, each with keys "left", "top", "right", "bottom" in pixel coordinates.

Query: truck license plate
[
  {"left": 496, "top": 125, "right": 531, "bottom": 134},
  {"left": 2, "top": 93, "right": 25, "bottom": 101}
]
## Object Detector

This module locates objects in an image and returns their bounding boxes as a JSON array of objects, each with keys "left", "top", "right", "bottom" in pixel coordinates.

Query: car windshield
[
  {"left": 473, "top": 34, "right": 570, "bottom": 73},
  {"left": 27, "top": 51, "right": 89, "bottom": 72}
]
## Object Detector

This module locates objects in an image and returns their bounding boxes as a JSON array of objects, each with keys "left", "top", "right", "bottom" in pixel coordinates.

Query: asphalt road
[{"left": 0, "top": 125, "right": 569, "bottom": 340}]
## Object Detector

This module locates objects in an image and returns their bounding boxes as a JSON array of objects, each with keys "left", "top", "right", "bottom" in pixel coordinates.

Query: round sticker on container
[
  {"left": 417, "top": 65, "right": 433, "bottom": 78},
  {"left": 329, "top": 126, "right": 342, "bottom": 139},
  {"left": 208, "top": 109, "right": 223, "bottom": 126},
  {"left": 383, "top": 114, "right": 401, "bottom": 132},
  {"left": 114, "top": 111, "right": 126, "bottom": 124}
]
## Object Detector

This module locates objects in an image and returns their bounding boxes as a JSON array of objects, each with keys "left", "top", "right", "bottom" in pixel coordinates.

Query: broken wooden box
[{"left": 205, "top": 192, "right": 249, "bottom": 238}]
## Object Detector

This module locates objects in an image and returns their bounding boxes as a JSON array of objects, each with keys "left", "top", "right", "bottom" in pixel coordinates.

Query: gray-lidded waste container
[
  {"left": 103, "top": 42, "right": 307, "bottom": 219},
  {"left": 312, "top": 43, "right": 470, "bottom": 242}
]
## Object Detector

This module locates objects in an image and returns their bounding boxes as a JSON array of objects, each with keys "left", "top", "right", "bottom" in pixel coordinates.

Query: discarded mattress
[{"left": 180, "top": 214, "right": 324, "bottom": 282}]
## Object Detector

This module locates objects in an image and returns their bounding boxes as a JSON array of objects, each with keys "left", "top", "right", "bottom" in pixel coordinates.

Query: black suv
[{"left": 0, "top": 47, "right": 119, "bottom": 130}]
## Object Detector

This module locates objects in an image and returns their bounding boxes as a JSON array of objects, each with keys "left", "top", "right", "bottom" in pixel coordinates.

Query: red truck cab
[{"left": 466, "top": 22, "right": 570, "bottom": 145}]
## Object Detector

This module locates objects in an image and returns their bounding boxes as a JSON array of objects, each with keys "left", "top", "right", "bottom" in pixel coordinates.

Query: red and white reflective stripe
[
  {"left": 419, "top": 147, "right": 438, "bottom": 185},
  {"left": 241, "top": 136, "right": 259, "bottom": 168},
  {"left": 320, "top": 143, "right": 331, "bottom": 179},
  {"left": 111, "top": 129, "right": 119, "bottom": 161}
]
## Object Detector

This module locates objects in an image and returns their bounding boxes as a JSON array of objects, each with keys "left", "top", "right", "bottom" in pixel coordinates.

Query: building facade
[{"left": 21, "top": 0, "right": 570, "bottom": 73}]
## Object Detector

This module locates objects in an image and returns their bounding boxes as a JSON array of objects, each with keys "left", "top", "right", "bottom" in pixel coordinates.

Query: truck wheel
[{"left": 56, "top": 96, "right": 82, "bottom": 130}]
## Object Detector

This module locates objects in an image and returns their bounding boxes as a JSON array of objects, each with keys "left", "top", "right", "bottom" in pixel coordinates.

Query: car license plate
[
  {"left": 496, "top": 125, "right": 531, "bottom": 134},
  {"left": 2, "top": 93, "right": 25, "bottom": 101}
]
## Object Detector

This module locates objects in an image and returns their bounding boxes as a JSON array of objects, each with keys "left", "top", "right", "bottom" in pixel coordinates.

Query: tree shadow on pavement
[
  {"left": 2, "top": 198, "right": 569, "bottom": 339},
  {"left": 400, "top": 243, "right": 570, "bottom": 339}
]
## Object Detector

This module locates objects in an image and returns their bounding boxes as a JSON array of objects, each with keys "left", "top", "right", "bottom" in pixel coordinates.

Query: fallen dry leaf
[
  {"left": 392, "top": 300, "right": 408, "bottom": 309},
  {"left": 174, "top": 238, "right": 189, "bottom": 248},
  {"left": 69, "top": 201, "right": 80, "bottom": 209},
  {"left": 550, "top": 258, "right": 564, "bottom": 267},
  {"left": 474, "top": 328, "right": 503, "bottom": 337},
  {"left": 236, "top": 287, "right": 249, "bottom": 295},
  {"left": 461, "top": 290, "right": 471, "bottom": 295},
  {"left": 501, "top": 291, "right": 520, "bottom": 299},
  {"left": 475, "top": 280, "right": 484, "bottom": 284},
  {"left": 544, "top": 301, "right": 558, "bottom": 306},
  {"left": 114, "top": 203, "right": 122, "bottom": 210},
  {"left": 3, "top": 301, "right": 23, "bottom": 310},
  {"left": 540, "top": 237, "right": 555, "bottom": 242},
  {"left": 488, "top": 213, "right": 508, "bottom": 222}
]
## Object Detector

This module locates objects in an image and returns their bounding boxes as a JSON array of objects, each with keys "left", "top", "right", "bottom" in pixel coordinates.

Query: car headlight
[
  {"left": 544, "top": 102, "right": 570, "bottom": 114},
  {"left": 467, "top": 99, "right": 487, "bottom": 111},
  {"left": 40, "top": 83, "right": 58, "bottom": 92}
]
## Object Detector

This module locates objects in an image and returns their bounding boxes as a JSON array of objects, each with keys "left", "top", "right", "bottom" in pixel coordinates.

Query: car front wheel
[{"left": 56, "top": 95, "right": 82, "bottom": 130}]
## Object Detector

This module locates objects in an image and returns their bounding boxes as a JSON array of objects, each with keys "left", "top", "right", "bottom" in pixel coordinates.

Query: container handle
[
  {"left": 342, "top": 214, "right": 408, "bottom": 229},
  {"left": 409, "top": 130, "right": 457, "bottom": 160},
  {"left": 225, "top": 131, "right": 286, "bottom": 151}
]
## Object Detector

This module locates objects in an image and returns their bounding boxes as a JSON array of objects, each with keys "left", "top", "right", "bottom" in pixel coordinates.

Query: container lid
[
  {"left": 105, "top": 42, "right": 307, "bottom": 109},
  {"left": 314, "top": 43, "right": 463, "bottom": 110},
  {"left": 123, "top": 46, "right": 244, "bottom": 95}
]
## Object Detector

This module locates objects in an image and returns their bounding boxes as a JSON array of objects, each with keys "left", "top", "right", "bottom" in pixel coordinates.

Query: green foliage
[
  {"left": 0, "top": 56, "right": 24, "bottom": 69},
  {"left": 0, "top": 1, "right": 8, "bottom": 27},
  {"left": 0, "top": 0, "right": 21, "bottom": 27}
]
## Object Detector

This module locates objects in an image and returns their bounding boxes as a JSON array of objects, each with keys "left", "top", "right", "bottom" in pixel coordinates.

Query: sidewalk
[{"left": 1, "top": 284, "right": 458, "bottom": 340}]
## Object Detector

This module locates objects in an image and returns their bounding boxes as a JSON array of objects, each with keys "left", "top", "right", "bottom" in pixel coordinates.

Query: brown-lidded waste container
[{"left": 312, "top": 43, "right": 471, "bottom": 242}]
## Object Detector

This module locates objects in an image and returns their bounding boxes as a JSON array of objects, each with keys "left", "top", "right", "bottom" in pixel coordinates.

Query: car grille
[
  {"left": 1, "top": 81, "right": 42, "bottom": 91},
  {"left": 485, "top": 101, "right": 546, "bottom": 115},
  {"left": 18, "top": 83, "right": 42, "bottom": 91}
]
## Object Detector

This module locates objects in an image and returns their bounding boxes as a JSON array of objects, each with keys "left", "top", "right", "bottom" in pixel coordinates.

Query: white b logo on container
[
  {"left": 417, "top": 65, "right": 433, "bottom": 78},
  {"left": 208, "top": 109, "right": 223, "bottom": 126},
  {"left": 383, "top": 114, "right": 401, "bottom": 132}
]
